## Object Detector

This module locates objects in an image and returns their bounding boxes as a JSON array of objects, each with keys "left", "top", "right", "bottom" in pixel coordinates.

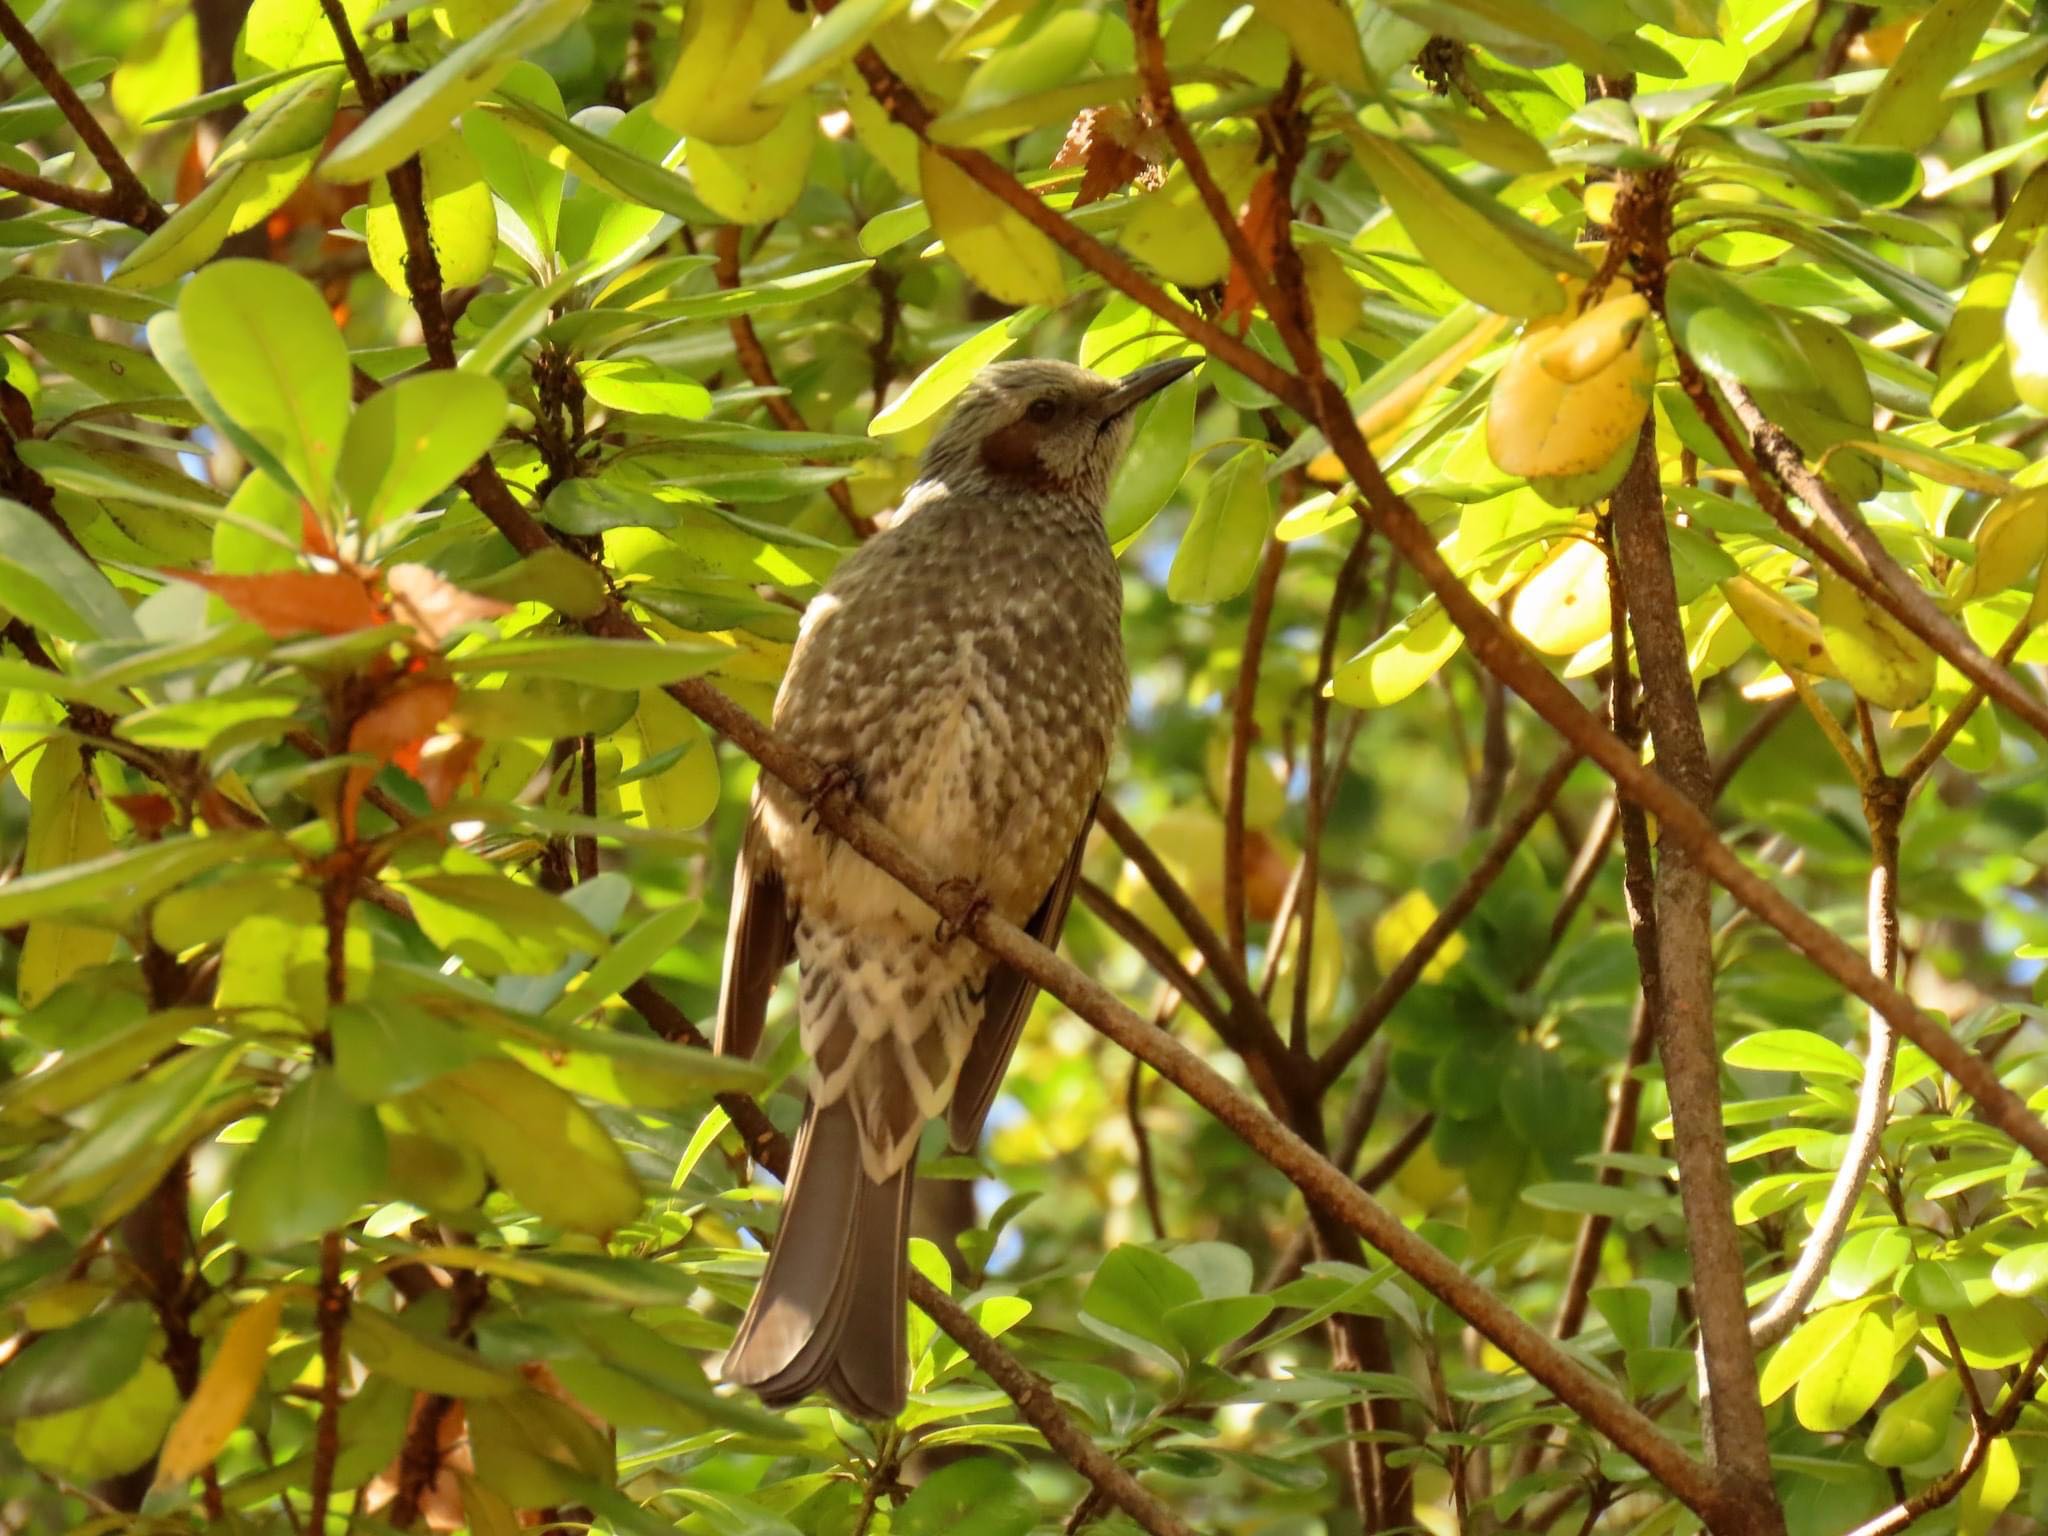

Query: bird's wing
[
  {"left": 714, "top": 806, "right": 793, "bottom": 1060},
  {"left": 945, "top": 797, "right": 1095, "bottom": 1151}
]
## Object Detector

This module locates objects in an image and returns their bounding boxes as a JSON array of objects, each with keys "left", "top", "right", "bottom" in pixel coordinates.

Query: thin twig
[
  {"left": 0, "top": 5, "right": 163, "bottom": 230},
  {"left": 1224, "top": 537, "right": 1285, "bottom": 965}
]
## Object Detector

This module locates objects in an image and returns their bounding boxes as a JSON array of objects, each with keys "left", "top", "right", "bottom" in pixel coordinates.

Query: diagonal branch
[
  {"left": 0, "top": 5, "right": 163, "bottom": 231},
  {"left": 622, "top": 982, "right": 1195, "bottom": 1536}
]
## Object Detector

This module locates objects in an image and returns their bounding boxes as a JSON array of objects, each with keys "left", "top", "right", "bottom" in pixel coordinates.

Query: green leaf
[
  {"left": 1847, "top": 0, "right": 2004, "bottom": 153},
  {"left": 1663, "top": 262, "right": 1811, "bottom": 392},
  {"left": 1794, "top": 1308, "right": 1895, "bottom": 1431},
  {"left": 1866, "top": 1369, "right": 1960, "bottom": 1467},
  {"left": 331, "top": 1000, "right": 482, "bottom": 1102},
  {"left": 0, "top": 1304, "right": 154, "bottom": 1422},
  {"left": 178, "top": 261, "right": 350, "bottom": 513},
  {"left": 755, "top": 0, "right": 910, "bottom": 105},
  {"left": 405, "top": 1058, "right": 642, "bottom": 1236},
  {"left": 1080, "top": 1244, "right": 1203, "bottom": 1369},
  {"left": 447, "top": 637, "right": 728, "bottom": 688},
  {"left": 1348, "top": 130, "right": 1565, "bottom": 320},
  {"left": 870, "top": 308, "right": 1044, "bottom": 435},
  {"left": 399, "top": 873, "right": 610, "bottom": 978},
  {"left": 894, "top": 1460, "right": 1038, "bottom": 1536},
  {"left": 0, "top": 500, "right": 137, "bottom": 643},
  {"left": 320, "top": 0, "right": 589, "bottom": 183},
  {"left": 1959, "top": 1436, "right": 2019, "bottom": 1536},
  {"left": 0, "top": 833, "right": 263, "bottom": 929},
  {"left": 1827, "top": 1227, "right": 1912, "bottom": 1302},
  {"left": 545, "top": 902, "right": 700, "bottom": 1025},
  {"left": 12, "top": 1358, "right": 180, "bottom": 1481},
  {"left": 226, "top": 1068, "right": 387, "bottom": 1251},
  {"left": 578, "top": 358, "right": 712, "bottom": 419},
  {"left": 493, "top": 91, "right": 713, "bottom": 225},
  {"left": 345, "top": 1303, "right": 519, "bottom": 1397},
  {"left": 636, "top": 259, "right": 875, "bottom": 327},
  {"left": 1990, "top": 1242, "right": 2048, "bottom": 1298},
  {"left": 338, "top": 370, "right": 507, "bottom": 527},
  {"left": 541, "top": 479, "right": 679, "bottom": 535},
  {"left": 1759, "top": 1301, "right": 1871, "bottom": 1405},
  {"left": 1724, "top": 1029, "right": 1863, "bottom": 1080},
  {"left": 1106, "top": 371, "right": 1197, "bottom": 548},
  {"left": 1329, "top": 601, "right": 1463, "bottom": 708},
  {"left": 1167, "top": 446, "right": 1271, "bottom": 604}
]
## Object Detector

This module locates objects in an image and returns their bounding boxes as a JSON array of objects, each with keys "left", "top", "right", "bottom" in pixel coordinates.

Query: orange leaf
[
  {"left": 1220, "top": 169, "right": 1284, "bottom": 332},
  {"left": 414, "top": 734, "right": 483, "bottom": 811},
  {"left": 341, "top": 679, "right": 456, "bottom": 840},
  {"left": 170, "top": 569, "right": 384, "bottom": 638},
  {"left": 384, "top": 564, "right": 513, "bottom": 650},
  {"left": 300, "top": 502, "right": 338, "bottom": 561}
]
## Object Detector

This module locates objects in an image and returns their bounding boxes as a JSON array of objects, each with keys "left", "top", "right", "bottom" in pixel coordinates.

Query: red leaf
[
  {"left": 170, "top": 569, "right": 384, "bottom": 638},
  {"left": 384, "top": 564, "right": 513, "bottom": 650},
  {"left": 110, "top": 793, "right": 176, "bottom": 840},
  {"left": 300, "top": 502, "right": 338, "bottom": 561}
]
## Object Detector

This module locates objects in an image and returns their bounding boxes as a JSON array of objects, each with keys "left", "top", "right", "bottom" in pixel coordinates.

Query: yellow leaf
[
  {"left": 686, "top": 106, "right": 815, "bottom": 225},
  {"left": 155, "top": 1290, "right": 286, "bottom": 1485},
  {"left": 366, "top": 135, "right": 497, "bottom": 297},
  {"left": 1951, "top": 489, "right": 2048, "bottom": 605},
  {"left": 1536, "top": 291, "right": 1650, "bottom": 384},
  {"left": 620, "top": 690, "right": 718, "bottom": 833},
  {"left": 1328, "top": 602, "right": 1463, "bottom": 708},
  {"left": 1960, "top": 1437, "right": 2019, "bottom": 1536},
  {"left": 1817, "top": 572, "right": 1935, "bottom": 709},
  {"left": 19, "top": 739, "right": 115, "bottom": 1009},
  {"left": 919, "top": 145, "right": 1065, "bottom": 307},
  {"left": 1301, "top": 245, "right": 1363, "bottom": 340},
  {"left": 652, "top": 0, "right": 806, "bottom": 146},
  {"left": 1372, "top": 888, "right": 1464, "bottom": 982}
]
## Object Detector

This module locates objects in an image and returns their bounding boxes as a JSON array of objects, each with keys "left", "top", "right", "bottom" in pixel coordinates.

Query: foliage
[{"left": 0, "top": 1, "right": 2047, "bottom": 1535}]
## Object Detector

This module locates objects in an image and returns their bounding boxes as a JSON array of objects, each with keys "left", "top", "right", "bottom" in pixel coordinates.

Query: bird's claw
[
  {"left": 932, "top": 878, "right": 992, "bottom": 945},
  {"left": 803, "top": 760, "right": 864, "bottom": 828}
]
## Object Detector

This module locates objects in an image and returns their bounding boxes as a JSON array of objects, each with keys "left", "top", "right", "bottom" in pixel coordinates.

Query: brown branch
[
  {"left": 1610, "top": 426, "right": 1780, "bottom": 1521},
  {"left": 713, "top": 225, "right": 872, "bottom": 538},
  {"left": 1224, "top": 538, "right": 1284, "bottom": 964},
  {"left": 623, "top": 652, "right": 1728, "bottom": 1524},
  {"left": 1092, "top": 798, "right": 1292, "bottom": 1094},
  {"left": 1077, "top": 876, "right": 1230, "bottom": 1039},
  {"left": 1843, "top": 1335, "right": 2048, "bottom": 1536},
  {"left": 0, "top": 5, "right": 164, "bottom": 230},
  {"left": 0, "top": 162, "right": 158, "bottom": 229},
  {"left": 307, "top": 1231, "right": 347, "bottom": 1532},
  {"left": 1901, "top": 614, "right": 2035, "bottom": 786},
  {"left": 622, "top": 980, "right": 1195, "bottom": 1536},
  {"left": 1316, "top": 745, "right": 1581, "bottom": 1088}
]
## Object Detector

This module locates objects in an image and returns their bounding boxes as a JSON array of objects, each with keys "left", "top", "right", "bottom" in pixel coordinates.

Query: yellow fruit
[
  {"left": 1511, "top": 536, "right": 1611, "bottom": 655},
  {"left": 366, "top": 135, "right": 496, "bottom": 297},
  {"left": 1721, "top": 575, "right": 1840, "bottom": 679},
  {"left": 1486, "top": 290, "right": 1655, "bottom": 479},
  {"left": 651, "top": 0, "right": 806, "bottom": 146},
  {"left": 919, "top": 145, "right": 1065, "bottom": 307},
  {"left": 1536, "top": 291, "right": 1650, "bottom": 384}
]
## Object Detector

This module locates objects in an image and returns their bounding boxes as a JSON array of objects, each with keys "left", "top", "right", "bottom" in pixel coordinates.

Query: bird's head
[{"left": 918, "top": 355, "right": 1200, "bottom": 510}]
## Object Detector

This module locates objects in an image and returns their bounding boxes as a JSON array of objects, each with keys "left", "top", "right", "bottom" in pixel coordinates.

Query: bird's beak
[{"left": 1096, "top": 355, "right": 1201, "bottom": 422}]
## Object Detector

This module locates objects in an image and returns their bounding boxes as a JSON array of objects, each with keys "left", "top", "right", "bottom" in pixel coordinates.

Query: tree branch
[
  {"left": 1610, "top": 425, "right": 1779, "bottom": 1522},
  {"left": 1223, "top": 537, "right": 1284, "bottom": 965},
  {"left": 0, "top": 5, "right": 163, "bottom": 230}
]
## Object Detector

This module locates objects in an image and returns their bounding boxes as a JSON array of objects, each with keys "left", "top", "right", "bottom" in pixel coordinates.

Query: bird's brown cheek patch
[{"left": 980, "top": 419, "right": 1065, "bottom": 493}]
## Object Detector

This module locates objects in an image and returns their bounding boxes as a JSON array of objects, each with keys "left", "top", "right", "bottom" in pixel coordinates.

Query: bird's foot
[
  {"left": 932, "top": 878, "right": 992, "bottom": 946},
  {"left": 803, "top": 759, "right": 864, "bottom": 829}
]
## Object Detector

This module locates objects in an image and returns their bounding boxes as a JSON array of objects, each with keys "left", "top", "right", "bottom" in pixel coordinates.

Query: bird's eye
[{"left": 1026, "top": 397, "right": 1059, "bottom": 423}]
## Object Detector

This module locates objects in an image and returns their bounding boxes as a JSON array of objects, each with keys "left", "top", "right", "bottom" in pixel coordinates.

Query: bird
[{"left": 714, "top": 353, "right": 1199, "bottom": 1419}]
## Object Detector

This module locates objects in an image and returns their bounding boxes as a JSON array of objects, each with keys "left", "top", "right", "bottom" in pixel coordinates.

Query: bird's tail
[{"left": 722, "top": 1096, "right": 914, "bottom": 1420}]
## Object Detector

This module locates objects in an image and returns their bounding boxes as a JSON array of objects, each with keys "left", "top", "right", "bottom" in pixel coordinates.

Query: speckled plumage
[{"left": 715, "top": 355, "right": 1196, "bottom": 1419}]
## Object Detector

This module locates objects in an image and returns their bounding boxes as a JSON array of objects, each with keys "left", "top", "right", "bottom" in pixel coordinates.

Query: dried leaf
[
  {"left": 1055, "top": 105, "right": 1155, "bottom": 208},
  {"left": 342, "top": 679, "right": 458, "bottom": 839},
  {"left": 415, "top": 734, "right": 484, "bottom": 810},
  {"left": 1221, "top": 170, "right": 1284, "bottom": 331},
  {"left": 384, "top": 564, "right": 513, "bottom": 650},
  {"left": 109, "top": 794, "right": 176, "bottom": 840},
  {"left": 170, "top": 568, "right": 384, "bottom": 638}
]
